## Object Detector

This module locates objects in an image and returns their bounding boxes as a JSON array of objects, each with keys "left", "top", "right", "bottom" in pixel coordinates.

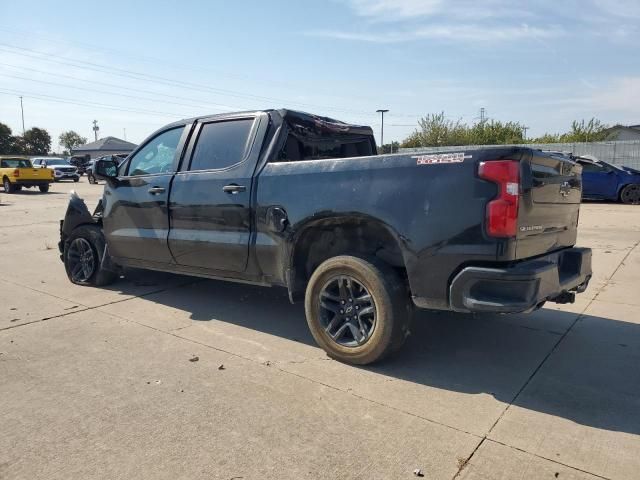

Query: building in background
[
  {"left": 605, "top": 125, "right": 640, "bottom": 141},
  {"left": 71, "top": 136, "right": 137, "bottom": 159}
]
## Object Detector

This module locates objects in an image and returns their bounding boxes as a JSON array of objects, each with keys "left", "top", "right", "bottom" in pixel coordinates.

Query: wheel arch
[
  {"left": 618, "top": 181, "right": 640, "bottom": 203},
  {"left": 286, "top": 214, "right": 408, "bottom": 302}
]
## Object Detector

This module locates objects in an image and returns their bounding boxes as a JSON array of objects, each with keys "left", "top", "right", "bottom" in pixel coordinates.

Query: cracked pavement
[{"left": 1, "top": 181, "right": 639, "bottom": 479}]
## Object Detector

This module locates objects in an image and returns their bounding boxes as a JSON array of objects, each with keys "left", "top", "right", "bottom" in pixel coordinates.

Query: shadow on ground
[{"left": 108, "top": 271, "right": 640, "bottom": 437}]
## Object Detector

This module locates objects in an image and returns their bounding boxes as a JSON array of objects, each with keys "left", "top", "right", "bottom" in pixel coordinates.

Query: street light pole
[
  {"left": 376, "top": 109, "right": 389, "bottom": 152},
  {"left": 19, "top": 96, "right": 25, "bottom": 135}
]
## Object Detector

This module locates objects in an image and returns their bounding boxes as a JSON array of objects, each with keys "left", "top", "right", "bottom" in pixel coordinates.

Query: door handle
[
  {"left": 223, "top": 184, "right": 246, "bottom": 194},
  {"left": 148, "top": 186, "right": 166, "bottom": 195}
]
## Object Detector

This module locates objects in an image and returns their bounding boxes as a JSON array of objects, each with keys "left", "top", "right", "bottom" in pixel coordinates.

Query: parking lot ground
[{"left": 1, "top": 179, "right": 639, "bottom": 479}]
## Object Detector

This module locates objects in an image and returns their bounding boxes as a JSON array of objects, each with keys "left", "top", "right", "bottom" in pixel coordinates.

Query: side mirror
[{"left": 94, "top": 158, "right": 119, "bottom": 180}]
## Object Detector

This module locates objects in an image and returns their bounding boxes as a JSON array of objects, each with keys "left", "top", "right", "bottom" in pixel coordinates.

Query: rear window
[
  {"left": 1, "top": 159, "right": 32, "bottom": 168},
  {"left": 276, "top": 133, "right": 374, "bottom": 162}
]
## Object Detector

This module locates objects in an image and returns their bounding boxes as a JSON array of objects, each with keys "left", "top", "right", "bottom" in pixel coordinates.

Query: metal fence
[{"left": 399, "top": 140, "right": 640, "bottom": 170}]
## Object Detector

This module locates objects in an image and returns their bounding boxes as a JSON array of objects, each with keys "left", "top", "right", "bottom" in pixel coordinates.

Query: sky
[{"left": 0, "top": 0, "right": 639, "bottom": 150}]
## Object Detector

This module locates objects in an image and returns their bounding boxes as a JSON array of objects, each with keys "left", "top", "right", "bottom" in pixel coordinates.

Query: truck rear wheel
[
  {"left": 304, "top": 255, "right": 410, "bottom": 365},
  {"left": 64, "top": 225, "right": 117, "bottom": 287},
  {"left": 39, "top": 184, "right": 49, "bottom": 193}
]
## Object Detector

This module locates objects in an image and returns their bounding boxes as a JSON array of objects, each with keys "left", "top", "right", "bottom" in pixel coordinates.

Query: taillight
[
  {"left": 13, "top": 169, "right": 19, "bottom": 178},
  {"left": 478, "top": 160, "right": 520, "bottom": 238}
]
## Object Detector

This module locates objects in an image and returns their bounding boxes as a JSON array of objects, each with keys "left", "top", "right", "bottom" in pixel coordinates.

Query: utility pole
[
  {"left": 123, "top": 128, "right": 127, "bottom": 141},
  {"left": 19, "top": 96, "right": 25, "bottom": 135},
  {"left": 522, "top": 126, "right": 529, "bottom": 141},
  {"left": 376, "top": 109, "right": 389, "bottom": 152},
  {"left": 92, "top": 120, "right": 99, "bottom": 142},
  {"left": 479, "top": 107, "right": 486, "bottom": 123}
]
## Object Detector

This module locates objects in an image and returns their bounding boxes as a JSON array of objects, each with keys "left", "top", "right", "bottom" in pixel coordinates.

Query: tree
[
  {"left": 22, "top": 127, "right": 51, "bottom": 155},
  {"left": 0, "top": 122, "right": 13, "bottom": 153},
  {"left": 400, "top": 112, "right": 526, "bottom": 148},
  {"left": 564, "top": 118, "right": 610, "bottom": 142},
  {"left": 531, "top": 118, "right": 610, "bottom": 144},
  {"left": 59, "top": 130, "right": 87, "bottom": 154}
]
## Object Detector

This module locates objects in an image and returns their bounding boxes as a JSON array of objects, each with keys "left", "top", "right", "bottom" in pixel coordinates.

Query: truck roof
[{"left": 166, "top": 109, "right": 374, "bottom": 136}]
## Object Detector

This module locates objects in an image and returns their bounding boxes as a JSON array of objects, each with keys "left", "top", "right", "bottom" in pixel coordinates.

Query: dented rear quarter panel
[{"left": 255, "top": 147, "right": 528, "bottom": 308}]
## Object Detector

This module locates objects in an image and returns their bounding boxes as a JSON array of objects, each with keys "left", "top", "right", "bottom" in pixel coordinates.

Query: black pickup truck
[{"left": 59, "top": 109, "right": 592, "bottom": 364}]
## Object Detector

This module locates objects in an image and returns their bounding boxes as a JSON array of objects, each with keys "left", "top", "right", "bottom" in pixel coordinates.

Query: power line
[
  {"left": 0, "top": 24, "right": 380, "bottom": 103},
  {"left": 0, "top": 88, "right": 189, "bottom": 118},
  {"left": 0, "top": 42, "right": 423, "bottom": 120},
  {"left": 0, "top": 72, "right": 237, "bottom": 113},
  {"left": 0, "top": 43, "right": 385, "bottom": 118},
  {"left": 0, "top": 62, "right": 243, "bottom": 111}
]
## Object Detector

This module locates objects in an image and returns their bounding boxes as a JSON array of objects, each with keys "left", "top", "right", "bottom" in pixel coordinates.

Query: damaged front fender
[{"left": 58, "top": 191, "right": 101, "bottom": 260}]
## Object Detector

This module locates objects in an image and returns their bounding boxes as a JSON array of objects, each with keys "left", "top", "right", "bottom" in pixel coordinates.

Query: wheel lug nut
[
  {"left": 341, "top": 300, "right": 345, "bottom": 304},
  {"left": 340, "top": 310, "right": 344, "bottom": 314},
  {"left": 349, "top": 298, "right": 353, "bottom": 302},
  {"left": 355, "top": 306, "right": 359, "bottom": 310}
]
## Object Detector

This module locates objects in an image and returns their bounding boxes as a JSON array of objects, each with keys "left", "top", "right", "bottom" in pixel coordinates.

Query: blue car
[{"left": 575, "top": 157, "right": 640, "bottom": 204}]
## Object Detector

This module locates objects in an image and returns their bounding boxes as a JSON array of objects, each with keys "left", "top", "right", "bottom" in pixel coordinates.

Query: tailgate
[
  {"left": 515, "top": 151, "right": 582, "bottom": 259},
  {"left": 20, "top": 168, "right": 53, "bottom": 180}
]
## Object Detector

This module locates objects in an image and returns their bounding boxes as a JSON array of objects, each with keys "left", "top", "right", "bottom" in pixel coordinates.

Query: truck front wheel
[
  {"left": 64, "top": 225, "right": 117, "bottom": 287},
  {"left": 304, "top": 255, "right": 410, "bottom": 365}
]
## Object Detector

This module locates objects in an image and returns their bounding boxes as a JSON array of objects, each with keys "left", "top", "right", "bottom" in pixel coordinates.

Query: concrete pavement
[{"left": 1, "top": 179, "right": 639, "bottom": 479}]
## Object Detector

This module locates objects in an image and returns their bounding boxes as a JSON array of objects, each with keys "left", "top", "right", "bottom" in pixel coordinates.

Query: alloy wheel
[
  {"left": 318, "top": 275, "right": 376, "bottom": 347},
  {"left": 621, "top": 185, "right": 640, "bottom": 204},
  {"left": 67, "top": 238, "right": 96, "bottom": 283}
]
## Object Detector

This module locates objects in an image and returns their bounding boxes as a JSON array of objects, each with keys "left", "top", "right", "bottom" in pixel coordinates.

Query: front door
[
  {"left": 168, "top": 115, "right": 262, "bottom": 272},
  {"left": 579, "top": 161, "right": 618, "bottom": 198},
  {"left": 103, "top": 125, "right": 189, "bottom": 264}
]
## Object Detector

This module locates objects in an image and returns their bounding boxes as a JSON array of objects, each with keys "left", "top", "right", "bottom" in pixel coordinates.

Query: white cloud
[
  {"left": 308, "top": 23, "right": 562, "bottom": 43},
  {"left": 343, "top": 0, "right": 539, "bottom": 22}
]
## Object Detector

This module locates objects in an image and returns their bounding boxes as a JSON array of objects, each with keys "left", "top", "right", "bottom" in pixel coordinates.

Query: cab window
[
  {"left": 188, "top": 119, "right": 254, "bottom": 171},
  {"left": 126, "top": 127, "right": 184, "bottom": 176}
]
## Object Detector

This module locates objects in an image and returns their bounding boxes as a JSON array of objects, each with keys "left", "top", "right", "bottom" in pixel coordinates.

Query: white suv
[{"left": 32, "top": 157, "right": 80, "bottom": 182}]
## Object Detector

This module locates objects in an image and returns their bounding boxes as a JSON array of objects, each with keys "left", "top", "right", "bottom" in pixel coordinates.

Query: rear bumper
[
  {"left": 15, "top": 179, "right": 53, "bottom": 185},
  {"left": 448, "top": 247, "right": 592, "bottom": 313}
]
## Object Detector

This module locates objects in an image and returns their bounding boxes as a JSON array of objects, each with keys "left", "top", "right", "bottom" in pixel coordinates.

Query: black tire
[
  {"left": 73, "top": 177, "right": 79, "bottom": 183},
  {"left": 3, "top": 177, "right": 15, "bottom": 193},
  {"left": 620, "top": 184, "right": 640, "bottom": 205},
  {"left": 39, "top": 184, "right": 50, "bottom": 193},
  {"left": 64, "top": 225, "right": 117, "bottom": 287},
  {"left": 304, "top": 255, "right": 410, "bottom": 365},
  {"left": 88, "top": 172, "right": 96, "bottom": 184},
  {"left": 14, "top": 185, "right": 22, "bottom": 191}
]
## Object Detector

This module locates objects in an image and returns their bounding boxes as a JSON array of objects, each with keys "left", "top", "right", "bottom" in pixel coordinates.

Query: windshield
[{"left": 45, "top": 159, "right": 70, "bottom": 166}]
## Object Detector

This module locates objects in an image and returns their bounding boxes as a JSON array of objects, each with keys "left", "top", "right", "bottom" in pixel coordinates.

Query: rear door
[
  {"left": 168, "top": 113, "right": 264, "bottom": 272},
  {"left": 102, "top": 125, "right": 190, "bottom": 264},
  {"left": 516, "top": 151, "right": 582, "bottom": 258}
]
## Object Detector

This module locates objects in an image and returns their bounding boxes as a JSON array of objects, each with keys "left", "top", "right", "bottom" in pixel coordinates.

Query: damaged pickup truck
[{"left": 59, "top": 109, "right": 592, "bottom": 364}]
